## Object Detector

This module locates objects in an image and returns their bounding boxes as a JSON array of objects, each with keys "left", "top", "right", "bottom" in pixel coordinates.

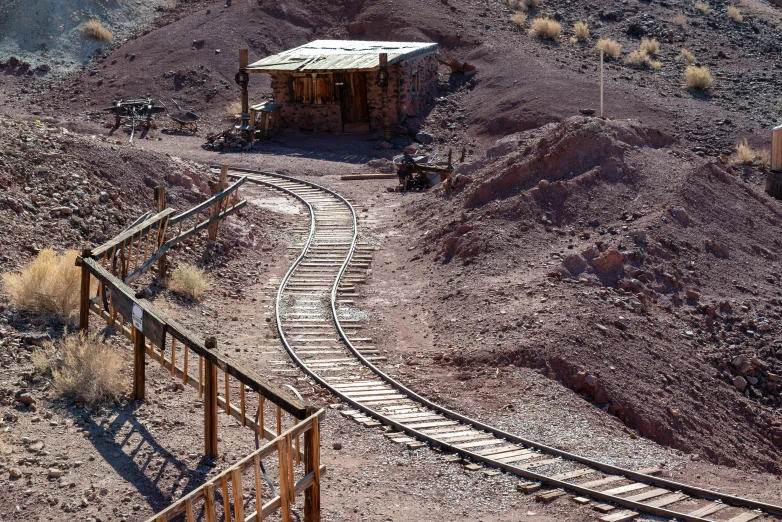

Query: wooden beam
[
  {"left": 92, "top": 209, "right": 176, "bottom": 258},
  {"left": 209, "top": 166, "right": 228, "bottom": 241},
  {"left": 133, "top": 327, "right": 146, "bottom": 400},
  {"left": 340, "top": 174, "right": 397, "bottom": 180},
  {"left": 204, "top": 336, "right": 219, "bottom": 458},
  {"left": 304, "top": 406, "right": 321, "bottom": 522},
  {"left": 79, "top": 248, "right": 92, "bottom": 333}
]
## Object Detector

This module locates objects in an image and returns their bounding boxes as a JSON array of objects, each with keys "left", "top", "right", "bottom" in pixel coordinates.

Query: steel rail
[{"left": 224, "top": 166, "right": 781, "bottom": 521}]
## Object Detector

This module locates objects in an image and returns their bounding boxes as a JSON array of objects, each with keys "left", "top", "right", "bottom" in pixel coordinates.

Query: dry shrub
[
  {"left": 573, "top": 21, "right": 589, "bottom": 40},
  {"left": 727, "top": 5, "right": 743, "bottom": 22},
  {"left": 50, "top": 332, "right": 125, "bottom": 404},
  {"left": 511, "top": 0, "right": 541, "bottom": 11},
  {"left": 170, "top": 264, "right": 213, "bottom": 300},
  {"left": 510, "top": 12, "right": 528, "bottom": 26},
  {"left": 695, "top": 2, "right": 710, "bottom": 13},
  {"left": 677, "top": 48, "right": 696, "bottom": 64},
  {"left": 529, "top": 17, "right": 561, "bottom": 40},
  {"left": 625, "top": 50, "right": 661, "bottom": 70},
  {"left": 685, "top": 65, "right": 713, "bottom": 90},
  {"left": 2, "top": 249, "right": 83, "bottom": 322},
  {"left": 227, "top": 100, "right": 242, "bottom": 118},
  {"left": 82, "top": 19, "right": 114, "bottom": 42},
  {"left": 640, "top": 38, "right": 660, "bottom": 55},
  {"left": 596, "top": 38, "right": 622, "bottom": 58},
  {"left": 736, "top": 139, "right": 756, "bottom": 164},
  {"left": 757, "top": 149, "right": 771, "bottom": 171},
  {"left": 672, "top": 14, "right": 689, "bottom": 29}
]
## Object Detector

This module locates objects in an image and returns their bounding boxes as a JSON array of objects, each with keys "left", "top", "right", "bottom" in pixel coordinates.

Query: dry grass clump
[
  {"left": 596, "top": 38, "right": 622, "bottom": 58},
  {"left": 735, "top": 139, "right": 757, "bottom": 164},
  {"left": 672, "top": 14, "right": 689, "bottom": 29},
  {"left": 625, "top": 50, "right": 661, "bottom": 70},
  {"left": 2, "top": 249, "right": 82, "bottom": 322},
  {"left": 227, "top": 100, "right": 243, "bottom": 118},
  {"left": 573, "top": 21, "right": 589, "bottom": 40},
  {"left": 48, "top": 332, "right": 125, "bottom": 404},
  {"left": 509, "top": 0, "right": 542, "bottom": 10},
  {"left": 727, "top": 5, "right": 743, "bottom": 22},
  {"left": 695, "top": 2, "right": 710, "bottom": 13},
  {"left": 684, "top": 65, "right": 713, "bottom": 90},
  {"left": 640, "top": 38, "right": 660, "bottom": 55},
  {"left": 170, "top": 264, "right": 213, "bottom": 300},
  {"left": 82, "top": 19, "right": 114, "bottom": 42},
  {"left": 677, "top": 48, "right": 696, "bottom": 64},
  {"left": 510, "top": 12, "right": 528, "bottom": 26},
  {"left": 529, "top": 17, "right": 561, "bottom": 40}
]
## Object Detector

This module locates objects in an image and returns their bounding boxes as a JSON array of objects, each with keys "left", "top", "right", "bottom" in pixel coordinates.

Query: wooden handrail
[
  {"left": 146, "top": 408, "right": 325, "bottom": 522},
  {"left": 168, "top": 176, "right": 247, "bottom": 226},
  {"left": 81, "top": 258, "right": 308, "bottom": 419},
  {"left": 92, "top": 208, "right": 176, "bottom": 258}
]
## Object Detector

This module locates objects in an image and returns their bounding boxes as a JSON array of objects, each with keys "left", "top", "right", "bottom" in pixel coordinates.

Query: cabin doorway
[{"left": 336, "top": 72, "right": 370, "bottom": 133}]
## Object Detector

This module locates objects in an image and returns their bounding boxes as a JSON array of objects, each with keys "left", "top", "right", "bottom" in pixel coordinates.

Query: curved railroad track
[{"left": 221, "top": 165, "right": 782, "bottom": 522}]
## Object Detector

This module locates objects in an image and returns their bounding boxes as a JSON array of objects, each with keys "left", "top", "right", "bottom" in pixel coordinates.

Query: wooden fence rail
[{"left": 146, "top": 408, "right": 324, "bottom": 522}]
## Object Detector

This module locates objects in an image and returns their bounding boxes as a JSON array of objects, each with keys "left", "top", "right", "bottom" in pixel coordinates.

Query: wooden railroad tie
[
  {"left": 516, "top": 482, "right": 541, "bottom": 494},
  {"left": 535, "top": 489, "right": 567, "bottom": 503},
  {"left": 593, "top": 504, "right": 616, "bottom": 514},
  {"left": 599, "top": 510, "right": 639, "bottom": 522}
]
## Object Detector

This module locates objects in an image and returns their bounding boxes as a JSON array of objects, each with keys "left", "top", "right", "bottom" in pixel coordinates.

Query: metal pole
[{"left": 600, "top": 49, "right": 604, "bottom": 118}]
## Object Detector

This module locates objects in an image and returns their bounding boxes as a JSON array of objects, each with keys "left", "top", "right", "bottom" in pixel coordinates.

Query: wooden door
[{"left": 336, "top": 73, "right": 370, "bottom": 132}]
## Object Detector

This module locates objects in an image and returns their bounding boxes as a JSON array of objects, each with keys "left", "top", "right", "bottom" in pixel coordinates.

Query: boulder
[
  {"left": 669, "top": 207, "right": 692, "bottom": 227},
  {"left": 590, "top": 248, "right": 624, "bottom": 273},
  {"left": 732, "top": 375, "right": 747, "bottom": 392},
  {"left": 16, "top": 392, "right": 35, "bottom": 407},
  {"left": 415, "top": 131, "right": 435, "bottom": 145},
  {"left": 562, "top": 254, "right": 587, "bottom": 276}
]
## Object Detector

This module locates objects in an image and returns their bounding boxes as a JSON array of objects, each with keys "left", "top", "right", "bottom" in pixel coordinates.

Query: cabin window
[
  {"left": 411, "top": 70, "right": 420, "bottom": 94},
  {"left": 290, "top": 74, "right": 334, "bottom": 104}
]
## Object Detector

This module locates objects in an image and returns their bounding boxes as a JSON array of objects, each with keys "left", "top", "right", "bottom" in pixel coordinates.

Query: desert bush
[
  {"left": 677, "top": 48, "right": 696, "bottom": 64},
  {"left": 49, "top": 332, "right": 125, "bottom": 404},
  {"left": 170, "top": 264, "right": 213, "bottom": 300},
  {"left": 573, "top": 21, "right": 589, "bottom": 40},
  {"left": 727, "top": 5, "right": 743, "bottom": 22},
  {"left": 511, "top": 0, "right": 541, "bottom": 10},
  {"left": 596, "top": 38, "right": 622, "bottom": 58},
  {"left": 227, "top": 100, "right": 243, "bottom": 118},
  {"left": 529, "top": 17, "right": 561, "bottom": 40},
  {"left": 695, "top": 2, "right": 710, "bottom": 13},
  {"left": 736, "top": 139, "right": 756, "bottom": 164},
  {"left": 672, "top": 14, "right": 689, "bottom": 29},
  {"left": 757, "top": 149, "right": 771, "bottom": 171},
  {"left": 82, "top": 19, "right": 114, "bottom": 42},
  {"left": 640, "top": 38, "right": 660, "bottom": 55},
  {"left": 625, "top": 50, "right": 661, "bottom": 70},
  {"left": 684, "top": 65, "right": 713, "bottom": 90},
  {"left": 2, "top": 249, "right": 83, "bottom": 322},
  {"left": 32, "top": 346, "right": 55, "bottom": 374},
  {"left": 510, "top": 12, "right": 528, "bottom": 26}
]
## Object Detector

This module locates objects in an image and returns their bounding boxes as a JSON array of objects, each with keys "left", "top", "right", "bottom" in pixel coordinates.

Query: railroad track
[{"left": 223, "top": 166, "right": 782, "bottom": 522}]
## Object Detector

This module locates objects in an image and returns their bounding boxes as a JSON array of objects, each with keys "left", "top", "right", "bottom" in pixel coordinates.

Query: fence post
[
  {"left": 304, "top": 407, "right": 321, "bottom": 522},
  {"left": 79, "top": 248, "right": 92, "bottom": 334},
  {"left": 154, "top": 186, "right": 168, "bottom": 279},
  {"left": 133, "top": 327, "right": 146, "bottom": 400},
  {"left": 204, "top": 336, "right": 219, "bottom": 458},
  {"left": 208, "top": 166, "right": 228, "bottom": 241}
]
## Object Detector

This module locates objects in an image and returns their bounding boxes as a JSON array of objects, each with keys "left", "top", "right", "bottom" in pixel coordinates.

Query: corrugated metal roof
[{"left": 246, "top": 40, "right": 438, "bottom": 73}]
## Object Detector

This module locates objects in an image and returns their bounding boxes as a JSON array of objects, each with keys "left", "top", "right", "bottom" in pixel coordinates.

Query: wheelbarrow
[{"left": 169, "top": 111, "right": 200, "bottom": 133}]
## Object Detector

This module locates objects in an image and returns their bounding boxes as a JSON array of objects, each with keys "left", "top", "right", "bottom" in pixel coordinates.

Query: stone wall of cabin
[
  {"left": 270, "top": 72, "right": 342, "bottom": 133},
  {"left": 269, "top": 52, "right": 437, "bottom": 134}
]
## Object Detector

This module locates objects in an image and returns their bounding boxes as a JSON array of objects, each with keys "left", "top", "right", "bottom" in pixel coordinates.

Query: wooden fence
[
  {"left": 75, "top": 165, "right": 323, "bottom": 521},
  {"left": 146, "top": 408, "right": 324, "bottom": 522}
]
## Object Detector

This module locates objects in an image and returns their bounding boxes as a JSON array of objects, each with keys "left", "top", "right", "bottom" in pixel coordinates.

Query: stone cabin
[{"left": 244, "top": 40, "right": 438, "bottom": 134}]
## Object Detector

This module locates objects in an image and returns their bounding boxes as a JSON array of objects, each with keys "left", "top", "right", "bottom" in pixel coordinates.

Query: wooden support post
[
  {"left": 304, "top": 407, "right": 321, "bottom": 522},
  {"left": 276, "top": 406, "right": 282, "bottom": 436},
  {"left": 79, "top": 248, "right": 92, "bottom": 333},
  {"left": 221, "top": 475, "right": 233, "bottom": 522},
  {"left": 253, "top": 454, "right": 263, "bottom": 520},
  {"left": 204, "top": 336, "right": 219, "bottom": 458},
  {"left": 204, "top": 483, "right": 217, "bottom": 522},
  {"left": 208, "top": 166, "right": 228, "bottom": 241},
  {"left": 259, "top": 111, "right": 269, "bottom": 141},
  {"left": 278, "top": 437, "right": 292, "bottom": 522},
  {"left": 379, "top": 53, "right": 391, "bottom": 143},
  {"left": 133, "top": 327, "right": 146, "bottom": 401},
  {"left": 231, "top": 468, "right": 245, "bottom": 522},
  {"left": 224, "top": 372, "right": 231, "bottom": 416},
  {"left": 155, "top": 186, "right": 168, "bottom": 279},
  {"left": 599, "top": 49, "right": 604, "bottom": 118},
  {"left": 239, "top": 50, "right": 249, "bottom": 114}
]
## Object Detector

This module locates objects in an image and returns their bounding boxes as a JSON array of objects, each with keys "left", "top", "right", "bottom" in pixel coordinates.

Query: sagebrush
[
  {"left": 596, "top": 38, "right": 622, "bottom": 58},
  {"left": 735, "top": 139, "right": 756, "bottom": 164},
  {"left": 2, "top": 249, "right": 84, "bottom": 322},
  {"left": 529, "top": 17, "right": 561, "bottom": 40},
  {"left": 672, "top": 14, "right": 688, "bottom": 29},
  {"left": 509, "top": 0, "right": 541, "bottom": 10},
  {"left": 170, "top": 264, "right": 213, "bottom": 300},
  {"left": 82, "top": 19, "right": 114, "bottom": 42},
  {"left": 685, "top": 65, "right": 713, "bottom": 90},
  {"left": 694, "top": 2, "right": 710, "bottom": 13},
  {"left": 625, "top": 50, "right": 661, "bottom": 70},
  {"left": 727, "top": 5, "right": 742, "bottom": 22},
  {"left": 49, "top": 332, "right": 126, "bottom": 404}
]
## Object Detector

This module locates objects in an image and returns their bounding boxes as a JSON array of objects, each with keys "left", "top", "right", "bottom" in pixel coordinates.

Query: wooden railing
[{"left": 147, "top": 408, "right": 324, "bottom": 522}]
